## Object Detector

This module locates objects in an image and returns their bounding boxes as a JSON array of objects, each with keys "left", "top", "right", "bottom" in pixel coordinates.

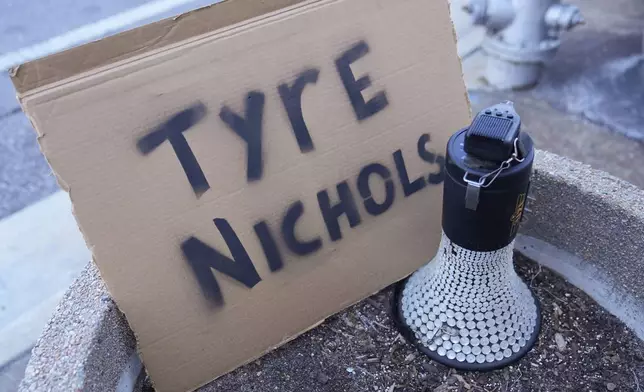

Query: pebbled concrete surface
[
  {"left": 18, "top": 261, "right": 136, "bottom": 392},
  {"left": 517, "top": 234, "right": 644, "bottom": 341},
  {"left": 521, "top": 150, "right": 644, "bottom": 304}
]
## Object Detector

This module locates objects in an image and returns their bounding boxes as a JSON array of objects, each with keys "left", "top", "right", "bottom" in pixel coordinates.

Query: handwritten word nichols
[{"left": 136, "top": 39, "right": 446, "bottom": 306}]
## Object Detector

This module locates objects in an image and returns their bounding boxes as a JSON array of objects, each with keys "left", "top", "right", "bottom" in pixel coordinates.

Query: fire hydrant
[{"left": 464, "top": 0, "right": 584, "bottom": 89}]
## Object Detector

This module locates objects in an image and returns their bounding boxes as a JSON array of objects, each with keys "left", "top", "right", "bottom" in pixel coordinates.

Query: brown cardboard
[
  {"left": 13, "top": 0, "right": 470, "bottom": 390},
  {"left": 11, "top": 0, "right": 307, "bottom": 94}
]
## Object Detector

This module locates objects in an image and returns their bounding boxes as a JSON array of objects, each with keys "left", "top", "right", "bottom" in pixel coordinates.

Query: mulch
[{"left": 142, "top": 254, "right": 644, "bottom": 392}]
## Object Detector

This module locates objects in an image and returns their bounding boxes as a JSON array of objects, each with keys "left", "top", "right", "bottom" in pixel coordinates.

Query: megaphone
[{"left": 393, "top": 101, "right": 540, "bottom": 369}]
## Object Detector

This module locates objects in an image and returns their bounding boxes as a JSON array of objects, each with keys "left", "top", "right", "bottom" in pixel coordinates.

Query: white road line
[{"left": 0, "top": 0, "right": 207, "bottom": 71}]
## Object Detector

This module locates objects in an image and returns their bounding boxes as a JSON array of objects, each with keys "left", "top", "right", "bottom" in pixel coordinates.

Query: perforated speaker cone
[{"left": 393, "top": 232, "right": 541, "bottom": 370}]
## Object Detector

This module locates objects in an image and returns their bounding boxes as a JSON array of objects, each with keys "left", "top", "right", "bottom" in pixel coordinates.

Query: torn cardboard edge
[{"left": 11, "top": 0, "right": 308, "bottom": 95}]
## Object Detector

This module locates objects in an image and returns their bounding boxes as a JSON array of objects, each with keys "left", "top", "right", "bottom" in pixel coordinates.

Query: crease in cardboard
[
  {"left": 13, "top": 0, "right": 321, "bottom": 98},
  {"left": 128, "top": 24, "right": 182, "bottom": 61}
]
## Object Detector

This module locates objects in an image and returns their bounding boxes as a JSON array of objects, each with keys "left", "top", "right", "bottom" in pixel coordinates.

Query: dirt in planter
[{"left": 142, "top": 254, "right": 644, "bottom": 392}]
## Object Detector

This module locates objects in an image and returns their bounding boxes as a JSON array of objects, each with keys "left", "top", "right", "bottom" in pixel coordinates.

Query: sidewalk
[{"left": 0, "top": 192, "right": 90, "bottom": 391}]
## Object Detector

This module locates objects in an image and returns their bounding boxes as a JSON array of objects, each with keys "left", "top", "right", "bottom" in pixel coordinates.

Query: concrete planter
[{"left": 18, "top": 150, "right": 644, "bottom": 392}]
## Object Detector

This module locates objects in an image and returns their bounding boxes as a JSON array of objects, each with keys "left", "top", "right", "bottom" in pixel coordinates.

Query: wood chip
[
  {"left": 555, "top": 333, "right": 567, "bottom": 351},
  {"left": 454, "top": 374, "right": 472, "bottom": 390},
  {"left": 341, "top": 315, "right": 355, "bottom": 328},
  {"left": 366, "top": 298, "right": 381, "bottom": 309}
]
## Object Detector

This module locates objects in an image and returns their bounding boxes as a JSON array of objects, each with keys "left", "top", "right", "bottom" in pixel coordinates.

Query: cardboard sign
[{"left": 13, "top": 0, "right": 469, "bottom": 390}]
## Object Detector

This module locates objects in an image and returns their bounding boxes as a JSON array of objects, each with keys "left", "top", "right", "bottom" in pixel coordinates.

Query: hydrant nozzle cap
[{"left": 545, "top": 3, "right": 585, "bottom": 30}]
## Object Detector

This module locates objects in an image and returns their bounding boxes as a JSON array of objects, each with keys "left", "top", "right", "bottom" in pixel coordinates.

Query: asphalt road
[
  {"left": 0, "top": 92, "right": 56, "bottom": 220},
  {"left": 0, "top": 0, "right": 216, "bottom": 219}
]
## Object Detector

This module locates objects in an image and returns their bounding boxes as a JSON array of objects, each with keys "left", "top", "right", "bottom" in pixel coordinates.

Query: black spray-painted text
[{"left": 136, "top": 39, "right": 445, "bottom": 306}]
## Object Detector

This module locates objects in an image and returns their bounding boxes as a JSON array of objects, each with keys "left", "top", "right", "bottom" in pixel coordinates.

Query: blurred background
[{"left": 0, "top": 0, "right": 642, "bottom": 390}]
